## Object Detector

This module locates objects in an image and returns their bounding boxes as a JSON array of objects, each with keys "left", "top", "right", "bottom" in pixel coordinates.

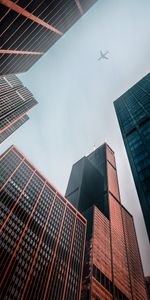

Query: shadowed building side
[
  {"left": 0, "top": 74, "right": 38, "bottom": 143},
  {"left": 66, "top": 156, "right": 105, "bottom": 216},
  {"left": 0, "top": 0, "right": 97, "bottom": 75},
  {"left": 114, "top": 72, "right": 150, "bottom": 241},
  {"left": 0, "top": 145, "right": 86, "bottom": 300}
]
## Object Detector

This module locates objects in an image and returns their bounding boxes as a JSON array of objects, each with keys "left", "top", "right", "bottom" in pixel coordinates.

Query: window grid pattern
[
  {"left": 44, "top": 208, "right": 76, "bottom": 300},
  {"left": 0, "top": 115, "right": 29, "bottom": 143},
  {"left": 66, "top": 144, "right": 147, "bottom": 300},
  {"left": 109, "top": 195, "right": 131, "bottom": 299},
  {"left": 93, "top": 264, "right": 129, "bottom": 300},
  {"left": 64, "top": 219, "right": 86, "bottom": 300},
  {"left": 1, "top": 98, "right": 36, "bottom": 130},
  {"left": 122, "top": 209, "right": 147, "bottom": 300},
  {"left": 0, "top": 0, "right": 97, "bottom": 74},
  {"left": 0, "top": 75, "right": 37, "bottom": 143},
  {"left": 114, "top": 73, "right": 150, "bottom": 241},
  {"left": 0, "top": 146, "right": 86, "bottom": 300},
  {"left": 0, "top": 148, "right": 21, "bottom": 189},
  {"left": 93, "top": 207, "right": 112, "bottom": 282}
]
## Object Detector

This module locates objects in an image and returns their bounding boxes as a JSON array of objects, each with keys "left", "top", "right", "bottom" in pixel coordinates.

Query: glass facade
[
  {"left": 0, "top": 145, "right": 86, "bottom": 300},
  {"left": 114, "top": 73, "right": 150, "bottom": 241},
  {"left": 0, "top": 0, "right": 97, "bottom": 75},
  {"left": 0, "top": 75, "right": 37, "bottom": 143},
  {"left": 1, "top": 114, "right": 29, "bottom": 143},
  {"left": 66, "top": 143, "right": 147, "bottom": 300}
]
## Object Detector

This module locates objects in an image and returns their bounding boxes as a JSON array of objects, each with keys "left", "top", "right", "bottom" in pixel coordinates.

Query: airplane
[{"left": 98, "top": 50, "right": 109, "bottom": 60}]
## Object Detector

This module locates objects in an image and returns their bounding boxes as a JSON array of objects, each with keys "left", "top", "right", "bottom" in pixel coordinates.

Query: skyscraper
[
  {"left": 114, "top": 73, "right": 150, "bottom": 241},
  {"left": 0, "top": 74, "right": 38, "bottom": 143},
  {"left": 0, "top": 0, "right": 97, "bottom": 75},
  {"left": 66, "top": 143, "right": 147, "bottom": 300},
  {"left": 0, "top": 145, "right": 86, "bottom": 300}
]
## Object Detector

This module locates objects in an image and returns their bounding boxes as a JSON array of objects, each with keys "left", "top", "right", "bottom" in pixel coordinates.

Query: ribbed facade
[
  {"left": 0, "top": 145, "right": 86, "bottom": 300},
  {"left": 0, "top": 0, "right": 97, "bottom": 75},
  {"left": 0, "top": 74, "right": 37, "bottom": 143},
  {"left": 114, "top": 73, "right": 150, "bottom": 241},
  {"left": 122, "top": 208, "right": 148, "bottom": 300},
  {"left": 92, "top": 206, "right": 112, "bottom": 300},
  {"left": 66, "top": 143, "right": 147, "bottom": 300}
]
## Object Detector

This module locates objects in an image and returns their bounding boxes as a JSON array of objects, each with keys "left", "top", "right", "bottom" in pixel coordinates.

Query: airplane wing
[{"left": 98, "top": 51, "right": 109, "bottom": 60}]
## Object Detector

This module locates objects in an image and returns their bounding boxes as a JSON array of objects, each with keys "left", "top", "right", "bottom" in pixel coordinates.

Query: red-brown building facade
[
  {"left": 0, "top": 145, "right": 86, "bottom": 300},
  {"left": 66, "top": 143, "right": 147, "bottom": 300}
]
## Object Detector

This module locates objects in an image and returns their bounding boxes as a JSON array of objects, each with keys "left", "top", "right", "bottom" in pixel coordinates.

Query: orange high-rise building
[{"left": 66, "top": 143, "right": 147, "bottom": 300}]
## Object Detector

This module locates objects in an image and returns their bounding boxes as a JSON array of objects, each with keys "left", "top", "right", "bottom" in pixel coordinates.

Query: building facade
[
  {"left": 114, "top": 73, "right": 150, "bottom": 241},
  {"left": 66, "top": 143, "right": 147, "bottom": 300},
  {"left": 0, "top": 145, "right": 86, "bottom": 300},
  {"left": 0, "top": 74, "right": 37, "bottom": 143},
  {"left": 0, "top": 0, "right": 97, "bottom": 75}
]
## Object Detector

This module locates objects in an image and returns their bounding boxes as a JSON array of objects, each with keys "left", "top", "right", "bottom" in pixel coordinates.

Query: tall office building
[
  {"left": 114, "top": 73, "right": 150, "bottom": 241},
  {"left": 0, "top": 145, "right": 86, "bottom": 300},
  {"left": 0, "top": 0, "right": 97, "bottom": 75},
  {"left": 66, "top": 143, "right": 147, "bottom": 300},
  {"left": 0, "top": 74, "right": 37, "bottom": 143}
]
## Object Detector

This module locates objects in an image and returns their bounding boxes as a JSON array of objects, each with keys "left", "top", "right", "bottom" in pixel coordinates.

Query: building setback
[
  {"left": 0, "top": 0, "right": 97, "bottom": 75},
  {"left": 114, "top": 73, "right": 150, "bottom": 241},
  {"left": 0, "top": 145, "right": 86, "bottom": 300},
  {"left": 66, "top": 143, "right": 147, "bottom": 300},
  {"left": 0, "top": 74, "right": 37, "bottom": 143}
]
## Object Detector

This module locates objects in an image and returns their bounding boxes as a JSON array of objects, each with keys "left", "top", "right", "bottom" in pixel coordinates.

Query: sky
[{"left": 1, "top": 0, "right": 150, "bottom": 275}]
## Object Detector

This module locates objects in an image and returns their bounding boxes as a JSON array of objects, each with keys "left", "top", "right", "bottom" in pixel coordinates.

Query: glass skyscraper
[
  {"left": 66, "top": 143, "right": 147, "bottom": 300},
  {"left": 114, "top": 73, "right": 150, "bottom": 241},
  {"left": 0, "top": 145, "right": 86, "bottom": 300},
  {"left": 0, "top": 74, "right": 37, "bottom": 143},
  {"left": 0, "top": 0, "right": 97, "bottom": 75}
]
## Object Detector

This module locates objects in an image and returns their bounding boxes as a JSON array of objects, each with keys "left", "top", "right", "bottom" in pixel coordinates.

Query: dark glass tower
[
  {"left": 66, "top": 143, "right": 147, "bottom": 300},
  {"left": 0, "top": 0, "right": 97, "bottom": 75},
  {"left": 0, "top": 145, "right": 86, "bottom": 300},
  {"left": 114, "top": 73, "right": 150, "bottom": 241},
  {"left": 0, "top": 74, "right": 37, "bottom": 143}
]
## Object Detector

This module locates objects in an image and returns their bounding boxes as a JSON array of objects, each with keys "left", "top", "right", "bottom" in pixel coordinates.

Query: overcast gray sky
[{"left": 1, "top": 0, "right": 150, "bottom": 275}]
